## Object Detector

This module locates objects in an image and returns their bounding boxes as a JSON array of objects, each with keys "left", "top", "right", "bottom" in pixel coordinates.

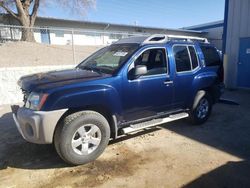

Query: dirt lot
[
  {"left": 0, "top": 90, "right": 250, "bottom": 188},
  {"left": 0, "top": 42, "right": 103, "bottom": 67}
]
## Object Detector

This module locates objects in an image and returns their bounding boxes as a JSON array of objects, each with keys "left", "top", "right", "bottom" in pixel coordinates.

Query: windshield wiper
[
  {"left": 79, "top": 65, "right": 103, "bottom": 74},
  {"left": 98, "top": 65, "right": 114, "bottom": 70}
]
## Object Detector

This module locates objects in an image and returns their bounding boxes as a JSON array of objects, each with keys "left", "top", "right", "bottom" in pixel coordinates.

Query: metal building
[
  {"left": 223, "top": 0, "right": 250, "bottom": 89},
  {"left": 182, "top": 0, "right": 250, "bottom": 89},
  {"left": 183, "top": 20, "right": 224, "bottom": 50}
]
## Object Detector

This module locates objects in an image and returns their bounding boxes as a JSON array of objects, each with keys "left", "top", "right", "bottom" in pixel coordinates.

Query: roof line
[
  {"left": 0, "top": 13, "right": 205, "bottom": 34},
  {"left": 35, "top": 15, "right": 204, "bottom": 34},
  {"left": 182, "top": 20, "right": 224, "bottom": 30}
]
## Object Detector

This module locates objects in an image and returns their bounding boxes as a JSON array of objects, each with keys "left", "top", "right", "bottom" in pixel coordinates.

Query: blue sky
[{"left": 40, "top": 0, "right": 225, "bottom": 29}]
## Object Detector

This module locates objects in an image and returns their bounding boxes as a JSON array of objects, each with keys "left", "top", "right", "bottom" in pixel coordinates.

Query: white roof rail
[
  {"left": 142, "top": 34, "right": 209, "bottom": 44},
  {"left": 166, "top": 35, "right": 209, "bottom": 43}
]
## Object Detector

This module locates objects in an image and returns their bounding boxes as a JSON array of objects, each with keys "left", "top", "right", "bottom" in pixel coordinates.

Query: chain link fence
[{"left": 0, "top": 24, "right": 148, "bottom": 64}]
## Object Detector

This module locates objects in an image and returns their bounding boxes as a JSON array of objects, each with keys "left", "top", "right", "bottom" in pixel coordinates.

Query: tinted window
[
  {"left": 134, "top": 48, "right": 167, "bottom": 76},
  {"left": 173, "top": 46, "right": 191, "bottom": 72},
  {"left": 201, "top": 46, "right": 221, "bottom": 66},
  {"left": 188, "top": 46, "right": 199, "bottom": 69}
]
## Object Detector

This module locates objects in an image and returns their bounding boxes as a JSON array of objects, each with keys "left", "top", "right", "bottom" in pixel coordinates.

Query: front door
[
  {"left": 238, "top": 37, "right": 250, "bottom": 88},
  {"left": 122, "top": 47, "right": 174, "bottom": 122}
]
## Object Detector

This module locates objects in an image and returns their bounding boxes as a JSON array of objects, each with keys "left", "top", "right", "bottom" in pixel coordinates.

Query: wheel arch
[
  {"left": 191, "top": 87, "right": 215, "bottom": 110},
  {"left": 53, "top": 105, "right": 118, "bottom": 142}
]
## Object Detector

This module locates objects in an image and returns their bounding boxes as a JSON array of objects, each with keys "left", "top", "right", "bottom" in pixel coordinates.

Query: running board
[{"left": 122, "top": 112, "right": 189, "bottom": 134}]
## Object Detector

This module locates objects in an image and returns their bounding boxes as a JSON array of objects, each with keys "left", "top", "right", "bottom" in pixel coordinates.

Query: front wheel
[
  {"left": 189, "top": 93, "right": 212, "bottom": 125},
  {"left": 54, "top": 111, "right": 110, "bottom": 165}
]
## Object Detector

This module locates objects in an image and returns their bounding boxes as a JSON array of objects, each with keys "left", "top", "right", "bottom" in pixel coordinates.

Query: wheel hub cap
[
  {"left": 196, "top": 98, "right": 209, "bottom": 119},
  {"left": 71, "top": 124, "right": 102, "bottom": 155}
]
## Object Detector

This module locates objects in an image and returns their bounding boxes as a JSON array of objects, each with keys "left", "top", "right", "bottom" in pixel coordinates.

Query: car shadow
[
  {"left": 160, "top": 90, "right": 250, "bottom": 187},
  {"left": 0, "top": 111, "right": 160, "bottom": 170},
  {"left": 182, "top": 160, "right": 250, "bottom": 188},
  {"left": 159, "top": 118, "right": 250, "bottom": 188},
  {"left": 1, "top": 89, "right": 250, "bottom": 188},
  {"left": 0, "top": 111, "right": 68, "bottom": 170},
  {"left": 160, "top": 90, "right": 250, "bottom": 160}
]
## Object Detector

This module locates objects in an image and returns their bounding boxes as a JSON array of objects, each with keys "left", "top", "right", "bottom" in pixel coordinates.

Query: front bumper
[{"left": 11, "top": 105, "right": 67, "bottom": 144}]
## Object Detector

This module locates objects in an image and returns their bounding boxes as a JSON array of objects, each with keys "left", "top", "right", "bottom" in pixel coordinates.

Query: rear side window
[
  {"left": 188, "top": 46, "right": 199, "bottom": 69},
  {"left": 201, "top": 46, "right": 221, "bottom": 66},
  {"left": 173, "top": 46, "right": 191, "bottom": 72}
]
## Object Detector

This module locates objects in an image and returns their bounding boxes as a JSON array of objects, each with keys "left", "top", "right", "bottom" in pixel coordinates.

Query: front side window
[
  {"left": 173, "top": 46, "right": 192, "bottom": 72},
  {"left": 77, "top": 44, "right": 139, "bottom": 74},
  {"left": 133, "top": 48, "right": 168, "bottom": 76}
]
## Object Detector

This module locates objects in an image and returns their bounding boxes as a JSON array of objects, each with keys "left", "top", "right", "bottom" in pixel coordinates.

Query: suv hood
[{"left": 18, "top": 68, "right": 110, "bottom": 92}]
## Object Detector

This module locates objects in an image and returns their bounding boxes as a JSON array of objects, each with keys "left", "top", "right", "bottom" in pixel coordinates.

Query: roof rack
[{"left": 142, "top": 34, "right": 209, "bottom": 44}]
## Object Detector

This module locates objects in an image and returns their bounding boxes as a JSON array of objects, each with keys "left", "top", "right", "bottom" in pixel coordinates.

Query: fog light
[{"left": 25, "top": 123, "right": 34, "bottom": 137}]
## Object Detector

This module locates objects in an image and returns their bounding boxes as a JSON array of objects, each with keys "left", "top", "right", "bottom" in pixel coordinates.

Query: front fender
[{"left": 43, "top": 84, "right": 122, "bottom": 117}]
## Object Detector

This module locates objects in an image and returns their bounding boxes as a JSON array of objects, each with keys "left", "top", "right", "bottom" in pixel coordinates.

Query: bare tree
[{"left": 0, "top": 0, "right": 95, "bottom": 41}]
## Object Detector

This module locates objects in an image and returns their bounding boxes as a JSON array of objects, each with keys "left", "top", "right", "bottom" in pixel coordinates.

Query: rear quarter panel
[{"left": 187, "top": 44, "right": 220, "bottom": 108}]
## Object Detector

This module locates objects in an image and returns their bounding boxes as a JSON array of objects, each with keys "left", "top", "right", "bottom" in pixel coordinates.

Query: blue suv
[{"left": 11, "top": 34, "right": 224, "bottom": 165}]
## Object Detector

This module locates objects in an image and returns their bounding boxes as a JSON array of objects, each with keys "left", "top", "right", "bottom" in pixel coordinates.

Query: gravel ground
[
  {"left": 0, "top": 42, "right": 103, "bottom": 67},
  {"left": 0, "top": 90, "right": 250, "bottom": 188}
]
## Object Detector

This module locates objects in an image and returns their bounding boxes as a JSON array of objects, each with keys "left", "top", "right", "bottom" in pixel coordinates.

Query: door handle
[{"left": 164, "top": 80, "right": 173, "bottom": 85}]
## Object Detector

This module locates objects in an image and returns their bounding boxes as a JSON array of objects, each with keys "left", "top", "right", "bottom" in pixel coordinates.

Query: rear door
[{"left": 169, "top": 44, "right": 201, "bottom": 108}]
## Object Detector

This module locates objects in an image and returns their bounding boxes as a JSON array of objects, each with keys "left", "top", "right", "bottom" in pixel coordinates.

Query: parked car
[{"left": 11, "top": 34, "right": 224, "bottom": 165}]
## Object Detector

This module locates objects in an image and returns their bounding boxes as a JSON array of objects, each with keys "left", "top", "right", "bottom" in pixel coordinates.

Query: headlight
[{"left": 25, "top": 92, "right": 48, "bottom": 110}]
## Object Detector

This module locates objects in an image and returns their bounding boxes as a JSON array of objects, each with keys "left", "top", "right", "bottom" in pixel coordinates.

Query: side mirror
[{"left": 134, "top": 65, "right": 147, "bottom": 77}]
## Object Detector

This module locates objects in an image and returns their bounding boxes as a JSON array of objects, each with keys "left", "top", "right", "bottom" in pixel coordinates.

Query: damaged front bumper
[{"left": 11, "top": 105, "right": 67, "bottom": 144}]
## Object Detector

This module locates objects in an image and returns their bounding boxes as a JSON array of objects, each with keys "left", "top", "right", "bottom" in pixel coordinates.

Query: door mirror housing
[{"left": 134, "top": 65, "right": 147, "bottom": 77}]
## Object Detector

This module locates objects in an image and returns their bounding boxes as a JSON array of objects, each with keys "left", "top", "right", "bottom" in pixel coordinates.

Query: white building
[{"left": 0, "top": 14, "right": 203, "bottom": 46}]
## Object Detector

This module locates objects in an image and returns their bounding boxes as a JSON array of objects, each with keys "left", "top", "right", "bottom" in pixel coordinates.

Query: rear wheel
[
  {"left": 54, "top": 111, "right": 110, "bottom": 165},
  {"left": 189, "top": 93, "right": 212, "bottom": 125}
]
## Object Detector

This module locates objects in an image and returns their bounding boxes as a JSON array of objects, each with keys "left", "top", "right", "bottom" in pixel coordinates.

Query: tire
[
  {"left": 189, "top": 93, "right": 213, "bottom": 125},
  {"left": 54, "top": 110, "right": 110, "bottom": 165}
]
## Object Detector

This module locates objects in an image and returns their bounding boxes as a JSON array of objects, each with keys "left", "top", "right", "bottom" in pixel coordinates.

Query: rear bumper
[{"left": 11, "top": 105, "right": 67, "bottom": 144}]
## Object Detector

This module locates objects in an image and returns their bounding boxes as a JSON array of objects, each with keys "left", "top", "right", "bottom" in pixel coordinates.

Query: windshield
[{"left": 77, "top": 44, "right": 139, "bottom": 74}]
